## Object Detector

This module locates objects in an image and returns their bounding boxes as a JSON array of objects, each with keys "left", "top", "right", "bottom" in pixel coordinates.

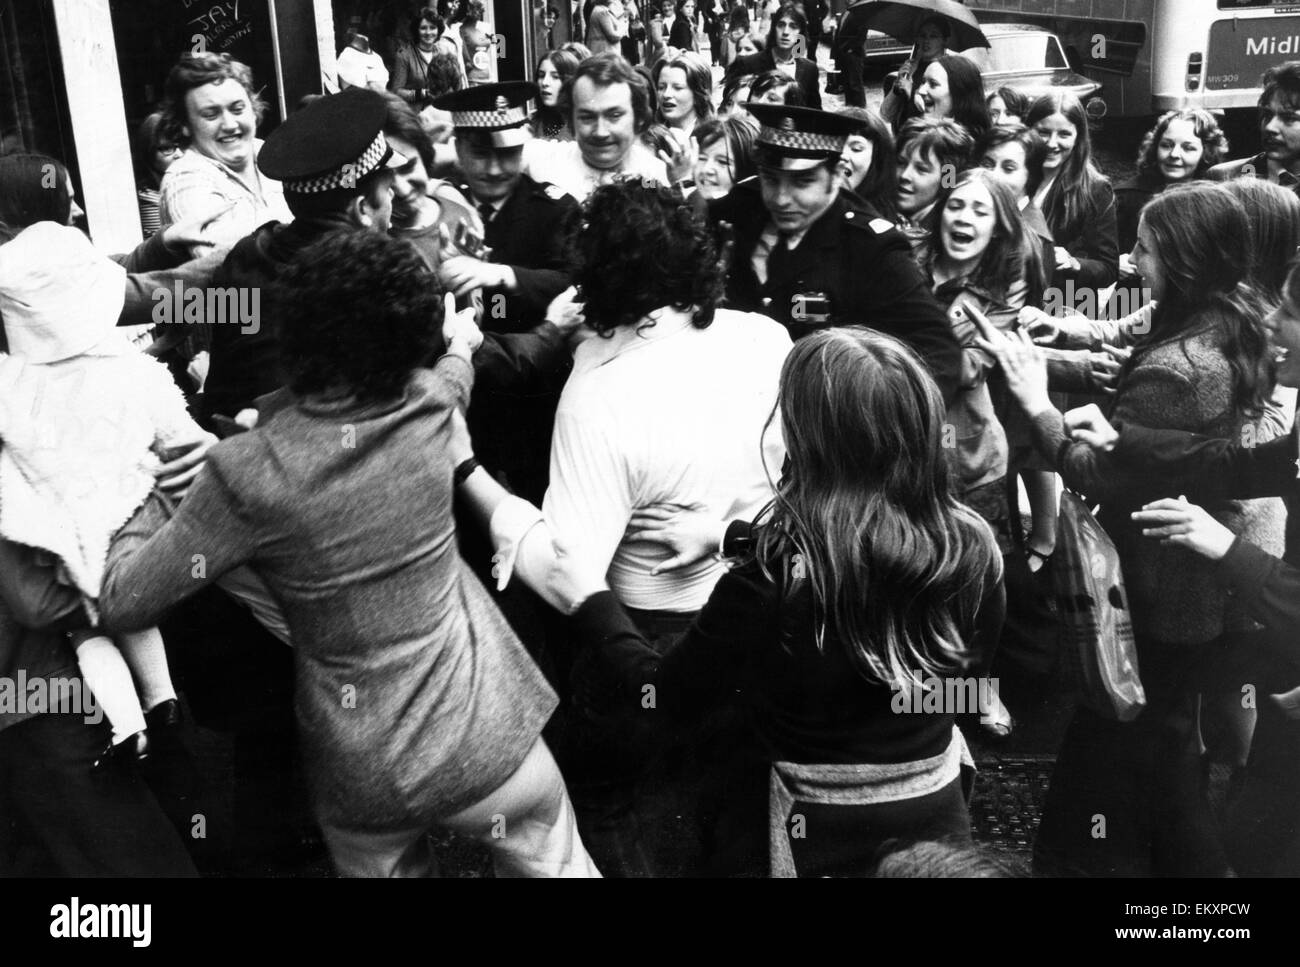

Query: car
[
  {"left": 966, "top": 24, "right": 1103, "bottom": 112},
  {"left": 861, "top": 28, "right": 909, "bottom": 69},
  {"left": 879, "top": 24, "right": 1104, "bottom": 117}
]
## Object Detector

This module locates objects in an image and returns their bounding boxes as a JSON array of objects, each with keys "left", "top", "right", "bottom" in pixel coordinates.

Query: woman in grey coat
[
  {"left": 979, "top": 181, "right": 1285, "bottom": 877},
  {"left": 99, "top": 230, "right": 598, "bottom": 877}
]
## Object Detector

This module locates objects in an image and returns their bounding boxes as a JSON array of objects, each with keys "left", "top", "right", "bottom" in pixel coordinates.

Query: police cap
[
  {"left": 258, "top": 88, "right": 404, "bottom": 195},
  {"left": 434, "top": 81, "right": 538, "bottom": 148},
  {"left": 746, "top": 103, "right": 859, "bottom": 172}
]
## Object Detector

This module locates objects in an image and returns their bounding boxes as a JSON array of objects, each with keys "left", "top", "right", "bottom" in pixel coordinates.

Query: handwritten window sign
[{"left": 185, "top": 0, "right": 253, "bottom": 54}]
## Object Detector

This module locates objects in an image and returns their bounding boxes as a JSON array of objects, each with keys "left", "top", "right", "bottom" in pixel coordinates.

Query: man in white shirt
[
  {"left": 522, "top": 51, "right": 669, "bottom": 200},
  {"left": 459, "top": 178, "right": 789, "bottom": 875},
  {"left": 487, "top": 179, "right": 789, "bottom": 617}
]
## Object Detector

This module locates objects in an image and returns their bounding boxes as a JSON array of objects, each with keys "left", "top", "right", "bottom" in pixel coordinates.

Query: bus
[{"left": 968, "top": 0, "right": 1298, "bottom": 120}]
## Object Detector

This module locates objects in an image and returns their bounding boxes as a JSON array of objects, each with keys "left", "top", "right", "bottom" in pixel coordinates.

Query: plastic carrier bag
[{"left": 1054, "top": 491, "right": 1146, "bottom": 722}]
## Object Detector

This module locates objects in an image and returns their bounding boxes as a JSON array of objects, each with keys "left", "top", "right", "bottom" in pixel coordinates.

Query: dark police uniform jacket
[
  {"left": 464, "top": 173, "right": 579, "bottom": 336},
  {"left": 201, "top": 216, "right": 568, "bottom": 448},
  {"left": 708, "top": 178, "right": 961, "bottom": 404},
  {"left": 455, "top": 174, "right": 580, "bottom": 504}
]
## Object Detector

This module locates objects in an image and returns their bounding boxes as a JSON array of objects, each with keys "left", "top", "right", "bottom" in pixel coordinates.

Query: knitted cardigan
[
  {"left": 0, "top": 337, "right": 201, "bottom": 611},
  {"left": 1031, "top": 316, "right": 1286, "bottom": 644}
]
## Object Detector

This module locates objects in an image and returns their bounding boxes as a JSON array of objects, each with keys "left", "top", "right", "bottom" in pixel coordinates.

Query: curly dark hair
[
  {"left": 568, "top": 180, "right": 724, "bottom": 335},
  {"left": 409, "top": 6, "right": 445, "bottom": 43},
  {"left": 273, "top": 230, "right": 443, "bottom": 403}
]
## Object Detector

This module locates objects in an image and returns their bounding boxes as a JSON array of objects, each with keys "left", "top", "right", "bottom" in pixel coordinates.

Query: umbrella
[{"left": 843, "top": 0, "right": 990, "bottom": 51}]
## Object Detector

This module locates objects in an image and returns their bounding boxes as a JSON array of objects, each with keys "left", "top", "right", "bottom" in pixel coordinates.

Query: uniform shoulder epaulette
[
  {"left": 434, "top": 179, "right": 473, "bottom": 207},
  {"left": 843, "top": 207, "right": 894, "bottom": 234}
]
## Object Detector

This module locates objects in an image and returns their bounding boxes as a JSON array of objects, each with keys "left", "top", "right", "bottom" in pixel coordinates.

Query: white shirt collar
[{"left": 575, "top": 307, "right": 696, "bottom": 369}]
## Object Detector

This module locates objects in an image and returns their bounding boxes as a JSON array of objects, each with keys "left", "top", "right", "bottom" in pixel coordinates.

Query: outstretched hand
[
  {"left": 161, "top": 201, "right": 238, "bottom": 254},
  {"left": 544, "top": 286, "right": 587, "bottom": 336},
  {"left": 658, "top": 135, "right": 698, "bottom": 187},
  {"left": 442, "top": 291, "right": 482, "bottom": 359},
  {"left": 1064, "top": 403, "right": 1118, "bottom": 452},
  {"left": 1131, "top": 496, "right": 1235, "bottom": 560},
  {"left": 970, "top": 303, "right": 1053, "bottom": 417},
  {"left": 625, "top": 502, "right": 722, "bottom": 575},
  {"left": 155, "top": 433, "right": 218, "bottom": 500}
]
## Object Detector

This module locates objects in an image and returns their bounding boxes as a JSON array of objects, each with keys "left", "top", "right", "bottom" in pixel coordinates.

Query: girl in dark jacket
[
  {"left": 1115, "top": 109, "right": 1227, "bottom": 255},
  {"left": 1110, "top": 109, "right": 1227, "bottom": 314},
  {"left": 1024, "top": 91, "right": 1118, "bottom": 293},
  {"left": 880, "top": 15, "right": 949, "bottom": 133},
  {"left": 469, "top": 327, "right": 1004, "bottom": 876},
  {"left": 979, "top": 182, "right": 1283, "bottom": 876},
  {"left": 668, "top": 0, "right": 701, "bottom": 52},
  {"left": 1061, "top": 258, "right": 1300, "bottom": 876}
]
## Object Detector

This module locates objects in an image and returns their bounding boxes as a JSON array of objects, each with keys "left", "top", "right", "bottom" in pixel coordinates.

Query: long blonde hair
[{"left": 754, "top": 328, "right": 1002, "bottom": 688}]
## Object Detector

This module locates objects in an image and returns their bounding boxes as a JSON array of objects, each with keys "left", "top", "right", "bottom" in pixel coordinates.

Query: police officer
[
  {"left": 709, "top": 102, "right": 961, "bottom": 403},
  {"left": 433, "top": 81, "right": 579, "bottom": 336},
  {"left": 433, "top": 82, "right": 583, "bottom": 679}
]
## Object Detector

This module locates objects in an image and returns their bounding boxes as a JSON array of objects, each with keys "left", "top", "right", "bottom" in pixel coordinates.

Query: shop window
[{"left": 0, "top": 0, "right": 77, "bottom": 176}]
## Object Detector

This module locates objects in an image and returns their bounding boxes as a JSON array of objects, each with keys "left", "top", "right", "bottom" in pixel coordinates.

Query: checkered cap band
[
  {"left": 283, "top": 131, "right": 389, "bottom": 194},
  {"left": 452, "top": 104, "right": 530, "bottom": 129},
  {"left": 757, "top": 124, "right": 846, "bottom": 157}
]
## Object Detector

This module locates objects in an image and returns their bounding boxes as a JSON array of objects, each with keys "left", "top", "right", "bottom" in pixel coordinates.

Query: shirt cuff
[{"left": 488, "top": 496, "right": 546, "bottom": 592}]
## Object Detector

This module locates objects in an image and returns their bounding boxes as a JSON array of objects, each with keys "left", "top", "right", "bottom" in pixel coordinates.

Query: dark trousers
[
  {"left": 0, "top": 711, "right": 195, "bottom": 876},
  {"left": 1225, "top": 641, "right": 1300, "bottom": 875},
  {"left": 158, "top": 585, "right": 312, "bottom": 874},
  {"left": 559, "top": 606, "right": 712, "bottom": 877},
  {"left": 1033, "top": 634, "right": 1229, "bottom": 876},
  {"left": 839, "top": 50, "right": 866, "bottom": 107}
]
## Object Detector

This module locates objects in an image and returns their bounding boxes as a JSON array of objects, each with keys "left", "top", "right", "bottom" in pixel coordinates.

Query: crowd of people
[{"left": 2, "top": 1, "right": 1300, "bottom": 879}]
